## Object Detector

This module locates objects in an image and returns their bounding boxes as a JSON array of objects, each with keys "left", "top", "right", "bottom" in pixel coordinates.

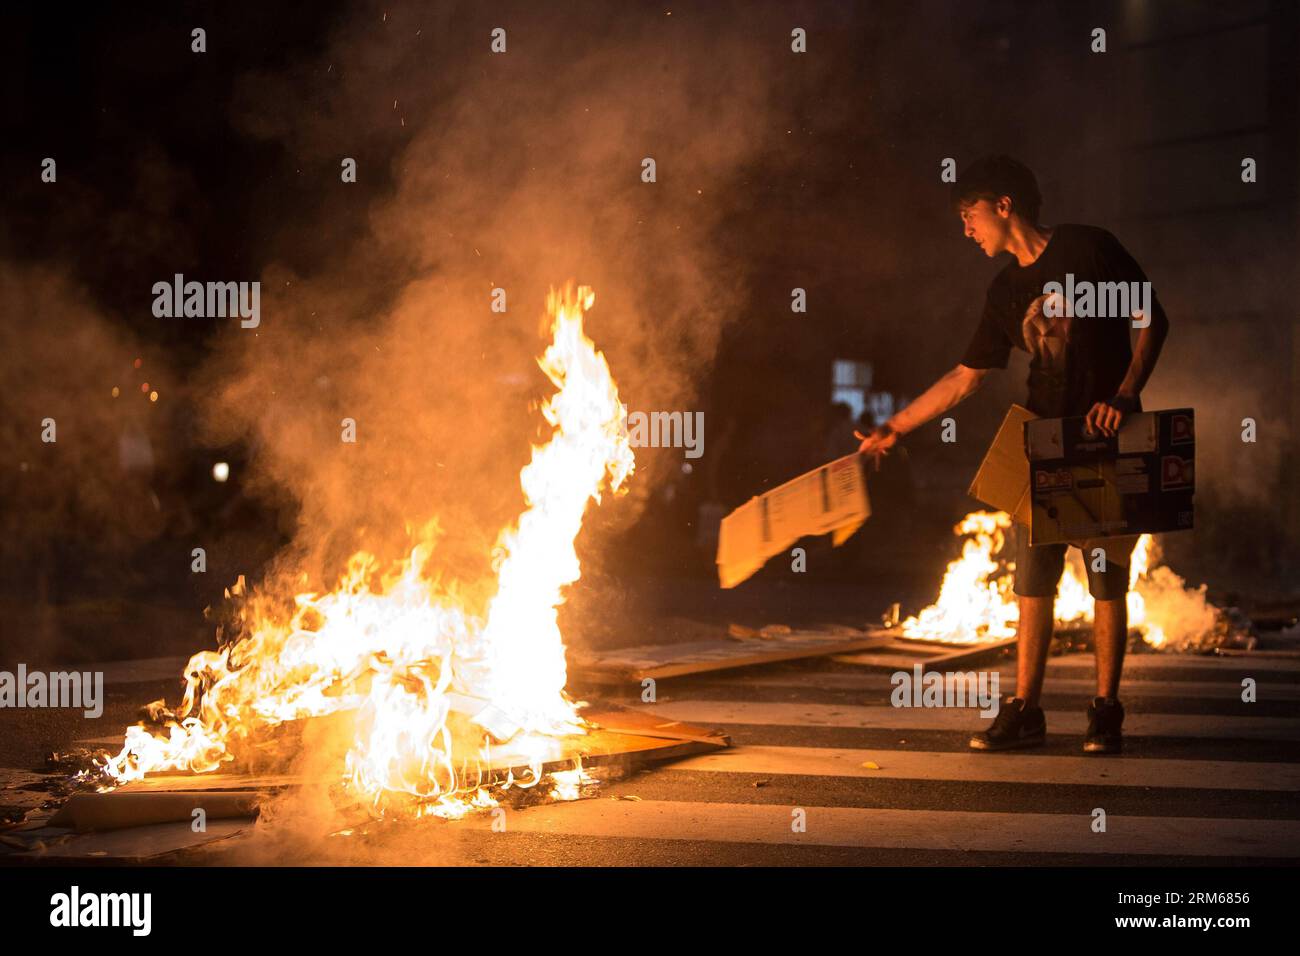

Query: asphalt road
[{"left": 3, "top": 645, "right": 1299, "bottom": 865}]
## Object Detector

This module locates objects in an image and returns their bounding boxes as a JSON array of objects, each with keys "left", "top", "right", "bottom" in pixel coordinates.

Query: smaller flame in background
[
  {"left": 901, "top": 510, "right": 1218, "bottom": 648},
  {"left": 101, "top": 286, "right": 634, "bottom": 819}
]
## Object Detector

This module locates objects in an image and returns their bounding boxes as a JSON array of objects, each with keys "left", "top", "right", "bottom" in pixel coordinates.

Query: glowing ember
[
  {"left": 101, "top": 285, "right": 634, "bottom": 818},
  {"left": 902, "top": 510, "right": 1217, "bottom": 649}
]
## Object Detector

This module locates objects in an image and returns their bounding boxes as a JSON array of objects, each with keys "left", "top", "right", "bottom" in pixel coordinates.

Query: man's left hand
[{"left": 1084, "top": 393, "right": 1138, "bottom": 437}]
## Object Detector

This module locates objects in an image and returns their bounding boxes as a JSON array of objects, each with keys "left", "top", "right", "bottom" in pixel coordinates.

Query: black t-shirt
[{"left": 960, "top": 224, "right": 1162, "bottom": 417}]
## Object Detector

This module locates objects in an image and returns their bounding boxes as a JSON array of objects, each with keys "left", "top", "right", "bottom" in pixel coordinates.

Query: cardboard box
[
  {"left": 1026, "top": 407, "right": 1194, "bottom": 544},
  {"left": 716, "top": 453, "right": 871, "bottom": 588},
  {"left": 968, "top": 404, "right": 1195, "bottom": 545}
]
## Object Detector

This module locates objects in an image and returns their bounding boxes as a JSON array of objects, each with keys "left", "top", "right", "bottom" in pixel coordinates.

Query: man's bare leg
[
  {"left": 1015, "top": 595, "right": 1055, "bottom": 707},
  {"left": 1093, "top": 597, "right": 1127, "bottom": 699}
]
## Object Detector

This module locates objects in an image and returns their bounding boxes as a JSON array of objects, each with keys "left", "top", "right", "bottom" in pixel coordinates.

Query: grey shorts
[{"left": 1013, "top": 525, "right": 1137, "bottom": 601}]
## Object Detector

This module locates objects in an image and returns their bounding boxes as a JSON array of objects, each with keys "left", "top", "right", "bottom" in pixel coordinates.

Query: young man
[{"left": 857, "top": 155, "right": 1169, "bottom": 754}]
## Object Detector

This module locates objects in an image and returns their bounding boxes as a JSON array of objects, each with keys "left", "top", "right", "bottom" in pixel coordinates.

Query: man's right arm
[{"left": 857, "top": 364, "right": 990, "bottom": 455}]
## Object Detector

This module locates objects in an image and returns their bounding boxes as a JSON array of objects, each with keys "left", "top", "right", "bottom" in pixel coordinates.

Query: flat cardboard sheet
[
  {"left": 48, "top": 790, "right": 262, "bottom": 832},
  {"left": 716, "top": 453, "right": 870, "bottom": 588},
  {"left": 572, "top": 629, "right": 896, "bottom": 682},
  {"left": 9, "top": 819, "right": 250, "bottom": 861},
  {"left": 832, "top": 636, "right": 1019, "bottom": 670},
  {"left": 967, "top": 404, "right": 1037, "bottom": 525}
]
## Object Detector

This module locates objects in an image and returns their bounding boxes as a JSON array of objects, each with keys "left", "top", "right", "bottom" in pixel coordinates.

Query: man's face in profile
[{"left": 959, "top": 197, "right": 1011, "bottom": 257}]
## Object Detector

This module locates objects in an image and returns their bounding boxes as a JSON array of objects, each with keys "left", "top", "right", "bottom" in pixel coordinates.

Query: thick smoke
[{"left": 198, "top": 1, "right": 800, "bottom": 610}]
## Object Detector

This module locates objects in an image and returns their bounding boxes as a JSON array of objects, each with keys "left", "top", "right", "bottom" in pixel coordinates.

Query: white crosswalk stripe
[
  {"left": 10, "top": 651, "right": 1299, "bottom": 863},
  {"left": 665, "top": 743, "right": 1300, "bottom": 790},
  {"left": 1049, "top": 654, "right": 1300, "bottom": 672},
  {"left": 494, "top": 653, "right": 1300, "bottom": 860},
  {"left": 728, "top": 671, "right": 1300, "bottom": 700},
  {"left": 464, "top": 799, "right": 1300, "bottom": 858},
  {"left": 641, "top": 699, "right": 1300, "bottom": 739}
]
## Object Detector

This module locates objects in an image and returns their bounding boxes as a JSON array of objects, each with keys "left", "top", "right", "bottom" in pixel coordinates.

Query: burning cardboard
[
  {"left": 92, "top": 287, "right": 651, "bottom": 819},
  {"left": 59, "top": 709, "right": 728, "bottom": 828}
]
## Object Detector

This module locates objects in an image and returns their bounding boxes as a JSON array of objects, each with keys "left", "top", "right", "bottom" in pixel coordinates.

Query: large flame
[
  {"left": 102, "top": 286, "right": 634, "bottom": 818},
  {"left": 902, "top": 510, "right": 1217, "bottom": 649}
]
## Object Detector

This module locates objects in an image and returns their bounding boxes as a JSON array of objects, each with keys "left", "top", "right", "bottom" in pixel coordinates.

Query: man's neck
[{"left": 1006, "top": 221, "right": 1052, "bottom": 267}]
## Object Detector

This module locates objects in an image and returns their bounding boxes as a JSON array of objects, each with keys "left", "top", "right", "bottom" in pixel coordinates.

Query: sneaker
[
  {"left": 969, "top": 696, "right": 1046, "bottom": 751},
  {"left": 1084, "top": 696, "right": 1124, "bottom": 754}
]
